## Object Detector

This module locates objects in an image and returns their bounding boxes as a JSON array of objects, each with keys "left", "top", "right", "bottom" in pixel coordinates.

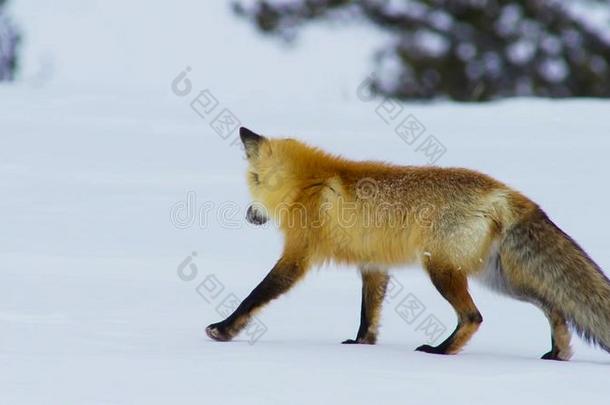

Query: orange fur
[{"left": 247, "top": 136, "right": 533, "bottom": 273}]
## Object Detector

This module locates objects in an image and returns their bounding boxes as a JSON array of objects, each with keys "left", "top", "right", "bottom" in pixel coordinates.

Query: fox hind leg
[
  {"left": 541, "top": 308, "right": 572, "bottom": 361},
  {"left": 416, "top": 260, "right": 482, "bottom": 355},
  {"left": 343, "top": 266, "right": 389, "bottom": 345}
]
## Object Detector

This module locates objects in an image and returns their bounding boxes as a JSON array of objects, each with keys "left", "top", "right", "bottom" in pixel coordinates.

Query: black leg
[
  {"left": 206, "top": 256, "right": 308, "bottom": 342},
  {"left": 342, "top": 268, "right": 389, "bottom": 345}
]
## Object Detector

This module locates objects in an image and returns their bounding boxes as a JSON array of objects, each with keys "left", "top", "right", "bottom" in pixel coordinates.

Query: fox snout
[{"left": 246, "top": 204, "right": 268, "bottom": 225}]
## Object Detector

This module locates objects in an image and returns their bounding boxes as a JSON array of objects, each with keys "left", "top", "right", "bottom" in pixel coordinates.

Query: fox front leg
[
  {"left": 206, "top": 255, "right": 309, "bottom": 342},
  {"left": 342, "top": 267, "right": 389, "bottom": 345}
]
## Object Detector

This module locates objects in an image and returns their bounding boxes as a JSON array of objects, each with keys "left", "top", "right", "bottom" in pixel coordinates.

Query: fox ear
[{"left": 240, "top": 127, "right": 265, "bottom": 159}]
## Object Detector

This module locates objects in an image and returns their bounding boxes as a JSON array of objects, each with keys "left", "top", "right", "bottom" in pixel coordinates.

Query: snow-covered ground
[{"left": 2, "top": 1, "right": 610, "bottom": 404}]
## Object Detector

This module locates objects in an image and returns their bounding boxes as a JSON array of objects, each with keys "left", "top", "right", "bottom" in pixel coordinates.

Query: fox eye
[{"left": 250, "top": 172, "right": 260, "bottom": 185}]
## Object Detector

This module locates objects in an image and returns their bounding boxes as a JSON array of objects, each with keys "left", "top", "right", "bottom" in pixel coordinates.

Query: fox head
[
  {"left": 239, "top": 127, "right": 295, "bottom": 226},
  {"left": 239, "top": 127, "right": 342, "bottom": 228}
]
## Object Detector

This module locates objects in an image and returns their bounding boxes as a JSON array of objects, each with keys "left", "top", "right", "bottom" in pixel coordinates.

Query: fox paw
[
  {"left": 415, "top": 344, "right": 448, "bottom": 355},
  {"left": 541, "top": 350, "right": 570, "bottom": 361},
  {"left": 205, "top": 323, "right": 233, "bottom": 342},
  {"left": 342, "top": 338, "right": 375, "bottom": 345},
  {"left": 342, "top": 334, "right": 376, "bottom": 345}
]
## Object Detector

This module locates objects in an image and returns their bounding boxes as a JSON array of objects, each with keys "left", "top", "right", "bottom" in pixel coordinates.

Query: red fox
[{"left": 206, "top": 127, "right": 610, "bottom": 360}]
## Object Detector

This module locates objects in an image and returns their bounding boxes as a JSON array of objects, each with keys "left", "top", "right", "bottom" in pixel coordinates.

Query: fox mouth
[{"left": 246, "top": 204, "right": 268, "bottom": 225}]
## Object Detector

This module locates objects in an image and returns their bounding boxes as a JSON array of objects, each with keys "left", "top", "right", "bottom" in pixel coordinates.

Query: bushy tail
[{"left": 500, "top": 207, "right": 610, "bottom": 352}]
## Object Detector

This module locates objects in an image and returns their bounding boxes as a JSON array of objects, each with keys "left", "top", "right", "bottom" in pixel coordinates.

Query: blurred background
[{"left": 1, "top": 0, "right": 609, "bottom": 101}]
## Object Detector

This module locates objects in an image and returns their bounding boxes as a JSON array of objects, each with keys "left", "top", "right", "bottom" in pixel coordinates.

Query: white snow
[{"left": 2, "top": 1, "right": 610, "bottom": 404}]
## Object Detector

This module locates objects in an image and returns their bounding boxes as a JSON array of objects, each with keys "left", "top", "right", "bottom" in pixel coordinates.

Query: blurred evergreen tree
[
  {"left": 233, "top": 0, "right": 610, "bottom": 101},
  {"left": 0, "top": 0, "right": 20, "bottom": 81}
]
